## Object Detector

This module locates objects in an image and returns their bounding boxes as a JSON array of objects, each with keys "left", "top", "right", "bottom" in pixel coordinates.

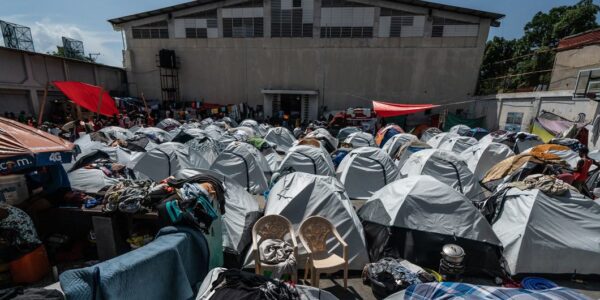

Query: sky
[{"left": 1, "top": 0, "right": 599, "bottom": 67}]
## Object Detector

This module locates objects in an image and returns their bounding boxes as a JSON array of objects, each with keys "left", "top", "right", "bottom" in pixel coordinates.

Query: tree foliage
[{"left": 477, "top": 0, "right": 600, "bottom": 95}]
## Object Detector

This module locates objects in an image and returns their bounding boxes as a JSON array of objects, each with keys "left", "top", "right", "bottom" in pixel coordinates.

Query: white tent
[
  {"left": 239, "top": 119, "right": 266, "bottom": 137},
  {"left": 358, "top": 175, "right": 503, "bottom": 274},
  {"left": 381, "top": 134, "right": 418, "bottom": 158},
  {"left": 448, "top": 124, "right": 471, "bottom": 136},
  {"left": 493, "top": 188, "right": 600, "bottom": 275},
  {"left": 277, "top": 145, "right": 336, "bottom": 177},
  {"left": 461, "top": 142, "right": 515, "bottom": 181},
  {"left": 68, "top": 168, "right": 120, "bottom": 194},
  {"left": 257, "top": 172, "right": 370, "bottom": 270},
  {"left": 420, "top": 127, "right": 442, "bottom": 143},
  {"left": 305, "top": 128, "right": 339, "bottom": 152},
  {"left": 264, "top": 127, "right": 296, "bottom": 153},
  {"left": 343, "top": 131, "right": 375, "bottom": 148},
  {"left": 394, "top": 140, "right": 432, "bottom": 168},
  {"left": 99, "top": 126, "right": 134, "bottom": 141},
  {"left": 336, "top": 147, "right": 398, "bottom": 199},
  {"left": 129, "top": 142, "right": 211, "bottom": 181},
  {"left": 185, "top": 137, "right": 220, "bottom": 167},
  {"left": 399, "top": 149, "right": 484, "bottom": 201},
  {"left": 426, "top": 132, "right": 459, "bottom": 149},
  {"left": 211, "top": 142, "right": 269, "bottom": 194},
  {"left": 437, "top": 136, "right": 478, "bottom": 154}
]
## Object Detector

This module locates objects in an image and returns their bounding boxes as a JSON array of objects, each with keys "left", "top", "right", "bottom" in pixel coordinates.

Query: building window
[
  {"left": 174, "top": 9, "right": 218, "bottom": 38},
  {"left": 320, "top": 0, "right": 374, "bottom": 38},
  {"left": 505, "top": 112, "right": 523, "bottom": 132},
  {"left": 271, "top": 0, "right": 313, "bottom": 37},
  {"left": 132, "top": 21, "right": 169, "bottom": 39},
  {"left": 431, "top": 17, "right": 479, "bottom": 37},
  {"left": 222, "top": 0, "right": 264, "bottom": 38},
  {"left": 378, "top": 8, "right": 424, "bottom": 37}
]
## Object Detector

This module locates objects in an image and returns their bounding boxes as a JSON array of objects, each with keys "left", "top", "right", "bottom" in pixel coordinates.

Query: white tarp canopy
[
  {"left": 461, "top": 142, "right": 515, "bottom": 181},
  {"left": 211, "top": 142, "right": 269, "bottom": 194},
  {"left": 493, "top": 188, "right": 600, "bottom": 275},
  {"left": 129, "top": 142, "right": 211, "bottom": 181},
  {"left": 358, "top": 175, "right": 503, "bottom": 273},
  {"left": 381, "top": 134, "right": 418, "bottom": 158},
  {"left": 277, "top": 145, "right": 336, "bottom": 177},
  {"left": 255, "top": 172, "right": 370, "bottom": 270},
  {"left": 264, "top": 127, "right": 296, "bottom": 153},
  {"left": 437, "top": 136, "right": 478, "bottom": 154},
  {"left": 336, "top": 147, "right": 398, "bottom": 199},
  {"left": 426, "top": 132, "right": 460, "bottom": 149},
  {"left": 343, "top": 131, "right": 375, "bottom": 148},
  {"left": 399, "top": 149, "right": 484, "bottom": 201}
]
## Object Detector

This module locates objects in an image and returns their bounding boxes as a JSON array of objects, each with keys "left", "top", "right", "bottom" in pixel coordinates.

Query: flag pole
[{"left": 37, "top": 82, "right": 49, "bottom": 126}]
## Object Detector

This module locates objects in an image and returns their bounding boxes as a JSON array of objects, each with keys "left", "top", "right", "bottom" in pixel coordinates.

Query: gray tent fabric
[
  {"left": 493, "top": 188, "right": 600, "bottom": 275},
  {"left": 337, "top": 147, "right": 399, "bottom": 199},
  {"left": 156, "top": 118, "right": 182, "bottom": 131},
  {"left": 461, "top": 142, "right": 515, "bottom": 181},
  {"left": 262, "top": 148, "right": 283, "bottom": 172},
  {"left": 277, "top": 145, "right": 336, "bottom": 177},
  {"left": 134, "top": 127, "right": 172, "bottom": 144},
  {"left": 399, "top": 149, "right": 484, "bottom": 201},
  {"left": 448, "top": 124, "right": 471, "bottom": 136},
  {"left": 394, "top": 140, "right": 432, "bottom": 168},
  {"left": 381, "top": 134, "right": 418, "bottom": 158},
  {"left": 359, "top": 175, "right": 501, "bottom": 243},
  {"left": 204, "top": 124, "right": 226, "bottom": 140},
  {"left": 99, "top": 126, "right": 134, "bottom": 140},
  {"left": 211, "top": 142, "right": 269, "bottom": 194},
  {"left": 74, "top": 135, "right": 112, "bottom": 157},
  {"left": 336, "top": 127, "right": 361, "bottom": 141},
  {"left": 173, "top": 169, "right": 261, "bottom": 259},
  {"left": 256, "top": 172, "right": 369, "bottom": 270},
  {"left": 419, "top": 127, "right": 442, "bottom": 143},
  {"left": 264, "top": 127, "right": 296, "bottom": 153},
  {"left": 240, "top": 119, "right": 265, "bottom": 137},
  {"left": 437, "top": 136, "right": 478, "bottom": 154},
  {"left": 68, "top": 168, "right": 120, "bottom": 194},
  {"left": 521, "top": 146, "right": 580, "bottom": 169},
  {"left": 305, "top": 128, "right": 339, "bottom": 151},
  {"left": 426, "top": 132, "right": 460, "bottom": 149},
  {"left": 343, "top": 132, "right": 375, "bottom": 148},
  {"left": 129, "top": 142, "right": 211, "bottom": 181}
]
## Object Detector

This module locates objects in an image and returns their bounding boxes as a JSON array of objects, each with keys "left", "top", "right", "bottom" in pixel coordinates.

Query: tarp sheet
[
  {"left": 443, "top": 113, "right": 485, "bottom": 132},
  {"left": 53, "top": 81, "right": 119, "bottom": 117},
  {"left": 372, "top": 101, "right": 438, "bottom": 118},
  {"left": 532, "top": 120, "right": 557, "bottom": 143}
]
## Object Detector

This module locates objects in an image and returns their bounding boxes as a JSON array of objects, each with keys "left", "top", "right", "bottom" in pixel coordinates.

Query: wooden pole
[
  {"left": 37, "top": 82, "right": 49, "bottom": 126},
  {"left": 96, "top": 84, "right": 104, "bottom": 119},
  {"left": 140, "top": 92, "right": 150, "bottom": 118}
]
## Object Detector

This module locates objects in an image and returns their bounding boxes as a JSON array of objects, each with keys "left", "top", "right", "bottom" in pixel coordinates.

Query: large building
[{"left": 109, "top": 0, "right": 503, "bottom": 120}]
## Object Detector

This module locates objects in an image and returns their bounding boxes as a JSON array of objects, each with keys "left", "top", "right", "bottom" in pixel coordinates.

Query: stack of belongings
[
  {"left": 68, "top": 150, "right": 136, "bottom": 196},
  {"left": 362, "top": 258, "right": 435, "bottom": 298},
  {"left": 197, "top": 268, "right": 338, "bottom": 300},
  {"left": 103, "top": 179, "right": 157, "bottom": 213},
  {"left": 549, "top": 137, "right": 584, "bottom": 152}
]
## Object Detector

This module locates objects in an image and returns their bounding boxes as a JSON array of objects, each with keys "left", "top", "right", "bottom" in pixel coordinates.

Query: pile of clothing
[
  {"left": 362, "top": 257, "right": 435, "bottom": 298},
  {"left": 103, "top": 180, "right": 156, "bottom": 213},
  {"left": 197, "top": 268, "right": 299, "bottom": 300},
  {"left": 506, "top": 174, "right": 576, "bottom": 196},
  {"left": 83, "top": 159, "right": 128, "bottom": 179},
  {"left": 259, "top": 239, "right": 296, "bottom": 279}
]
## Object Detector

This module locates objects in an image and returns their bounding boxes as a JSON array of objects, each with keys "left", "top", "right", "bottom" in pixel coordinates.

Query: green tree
[{"left": 477, "top": 0, "right": 600, "bottom": 95}]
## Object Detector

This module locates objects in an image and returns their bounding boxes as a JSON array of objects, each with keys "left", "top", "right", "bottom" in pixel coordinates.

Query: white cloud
[{"left": 1, "top": 16, "right": 123, "bottom": 67}]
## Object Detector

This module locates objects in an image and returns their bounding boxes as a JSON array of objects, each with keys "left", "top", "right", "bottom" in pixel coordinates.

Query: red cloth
[
  {"left": 372, "top": 101, "right": 438, "bottom": 118},
  {"left": 574, "top": 158, "right": 592, "bottom": 182},
  {"left": 53, "top": 81, "right": 119, "bottom": 117}
]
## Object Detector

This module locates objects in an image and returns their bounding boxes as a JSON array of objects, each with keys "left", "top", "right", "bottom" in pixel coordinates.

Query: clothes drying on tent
[
  {"left": 134, "top": 127, "right": 172, "bottom": 144},
  {"left": 492, "top": 188, "right": 600, "bottom": 275},
  {"left": 276, "top": 145, "right": 336, "bottom": 177},
  {"left": 305, "top": 128, "right": 338, "bottom": 153},
  {"left": 358, "top": 175, "right": 504, "bottom": 275},
  {"left": 375, "top": 124, "right": 404, "bottom": 147},
  {"left": 129, "top": 142, "right": 212, "bottom": 181},
  {"left": 156, "top": 118, "right": 182, "bottom": 132},
  {"left": 336, "top": 147, "right": 398, "bottom": 199},
  {"left": 344, "top": 131, "right": 376, "bottom": 148},
  {"left": 460, "top": 142, "right": 514, "bottom": 181},
  {"left": 521, "top": 144, "right": 580, "bottom": 169},
  {"left": 211, "top": 142, "right": 269, "bottom": 194},
  {"left": 381, "top": 134, "right": 418, "bottom": 158},
  {"left": 264, "top": 127, "right": 296, "bottom": 153},
  {"left": 68, "top": 150, "right": 135, "bottom": 194},
  {"left": 252, "top": 172, "right": 369, "bottom": 271},
  {"left": 436, "top": 136, "right": 478, "bottom": 154},
  {"left": 425, "top": 132, "right": 459, "bottom": 149},
  {"left": 419, "top": 127, "right": 442, "bottom": 143},
  {"left": 172, "top": 169, "right": 261, "bottom": 268},
  {"left": 399, "top": 149, "right": 484, "bottom": 201}
]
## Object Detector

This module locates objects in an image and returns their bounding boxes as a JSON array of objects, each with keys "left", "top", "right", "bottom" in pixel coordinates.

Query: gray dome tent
[
  {"left": 99, "top": 126, "right": 134, "bottom": 141},
  {"left": 134, "top": 127, "right": 172, "bottom": 144},
  {"left": 399, "top": 149, "right": 484, "bottom": 201},
  {"left": 420, "top": 127, "right": 442, "bottom": 143},
  {"left": 343, "top": 131, "right": 375, "bottom": 148},
  {"left": 426, "top": 132, "right": 460, "bottom": 149},
  {"left": 256, "top": 172, "right": 370, "bottom": 270},
  {"left": 461, "top": 142, "right": 514, "bottom": 181},
  {"left": 448, "top": 124, "right": 471, "bottom": 136},
  {"left": 437, "top": 136, "right": 478, "bottom": 154},
  {"left": 239, "top": 119, "right": 266, "bottom": 137},
  {"left": 277, "top": 145, "right": 335, "bottom": 177},
  {"left": 358, "top": 175, "right": 503, "bottom": 275},
  {"left": 264, "top": 127, "right": 296, "bottom": 153},
  {"left": 305, "top": 128, "right": 338, "bottom": 152},
  {"left": 156, "top": 118, "right": 182, "bottom": 131},
  {"left": 129, "top": 142, "right": 211, "bottom": 181},
  {"left": 492, "top": 188, "right": 600, "bottom": 275},
  {"left": 381, "top": 133, "right": 418, "bottom": 158},
  {"left": 336, "top": 147, "right": 398, "bottom": 199},
  {"left": 211, "top": 142, "right": 269, "bottom": 194}
]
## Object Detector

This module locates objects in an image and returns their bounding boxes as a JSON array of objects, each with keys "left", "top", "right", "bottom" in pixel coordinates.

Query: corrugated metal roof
[
  {"left": 108, "top": 0, "right": 504, "bottom": 26},
  {"left": 557, "top": 28, "right": 600, "bottom": 51}
]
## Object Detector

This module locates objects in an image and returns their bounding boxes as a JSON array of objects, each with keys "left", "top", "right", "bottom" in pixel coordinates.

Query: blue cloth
[
  {"left": 521, "top": 277, "right": 558, "bottom": 290},
  {"left": 401, "top": 282, "right": 590, "bottom": 300},
  {"left": 60, "top": 226, "right": 209, "bottom": 300}
]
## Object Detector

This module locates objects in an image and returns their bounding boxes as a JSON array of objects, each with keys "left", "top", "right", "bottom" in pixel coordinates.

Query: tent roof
[
  {"left": 372, "top": 101, "right": 438, "bottom": 118},
  {"left": 53, "top": 81, "right": 119, "bottom": 117},
  {"left": 0, "top": 117, "right": 73, "bottom": 159}
]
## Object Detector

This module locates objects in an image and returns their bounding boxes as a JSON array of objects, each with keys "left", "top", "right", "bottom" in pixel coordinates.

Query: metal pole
[{"left": 37, "top": 82, "right": 49, "bottom": 125}]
